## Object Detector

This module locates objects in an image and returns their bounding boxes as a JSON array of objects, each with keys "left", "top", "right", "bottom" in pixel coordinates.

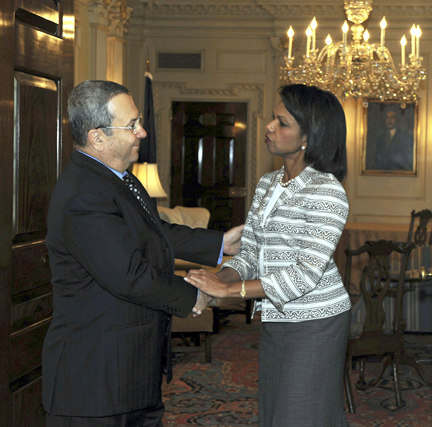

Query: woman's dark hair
[
  {"left": 278, "top": 84, "right": 347, "bottom": 182},
  {"left": 68, "top": 80, "right": 130, "bottom": 147}
]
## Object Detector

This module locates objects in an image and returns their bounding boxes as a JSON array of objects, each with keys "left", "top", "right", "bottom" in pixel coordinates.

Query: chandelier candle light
[{"left": 281, "top": 0, "right": 426, "bottom": 102}]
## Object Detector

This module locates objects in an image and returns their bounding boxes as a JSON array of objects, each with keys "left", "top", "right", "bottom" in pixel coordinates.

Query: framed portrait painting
[{"left": 361, "top": 100, "right": 417, "bottom": 176}]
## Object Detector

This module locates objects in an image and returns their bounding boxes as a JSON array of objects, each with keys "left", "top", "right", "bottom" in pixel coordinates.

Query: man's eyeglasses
[{"left": 97, "top": 114, "right": 143, "bottom": 134}]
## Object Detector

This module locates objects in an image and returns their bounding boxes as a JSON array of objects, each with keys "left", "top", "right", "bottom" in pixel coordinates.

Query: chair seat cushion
[{"left": 171, "top": 307, "right": 213, "bottom": 333}]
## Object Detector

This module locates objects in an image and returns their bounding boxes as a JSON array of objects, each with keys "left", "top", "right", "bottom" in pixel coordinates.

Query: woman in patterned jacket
[{"left": 185, "top": 84, "right": 351, "bottom": 427}]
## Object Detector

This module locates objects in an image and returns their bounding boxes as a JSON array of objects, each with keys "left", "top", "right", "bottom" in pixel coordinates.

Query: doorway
[{"left": 171, "top": 102, "right": 247, "bottom": 231}]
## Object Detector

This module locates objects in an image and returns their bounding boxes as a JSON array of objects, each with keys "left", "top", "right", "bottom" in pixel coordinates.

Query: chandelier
[{"left": 280, "top": 0, "right": 426, "bottom": 102}]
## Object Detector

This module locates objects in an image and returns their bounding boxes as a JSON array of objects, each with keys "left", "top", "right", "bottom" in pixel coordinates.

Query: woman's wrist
[{"left": 225, "top": 280, "right": 245, "bottom": 298}]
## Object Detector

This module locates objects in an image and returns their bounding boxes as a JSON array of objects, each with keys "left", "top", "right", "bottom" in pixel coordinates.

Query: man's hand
[
  {"left": 223, "top": 224, "right": 244, "bottom": 255},
  {"left": 191, "top": 290, "right": 212, "bottom": 317}
]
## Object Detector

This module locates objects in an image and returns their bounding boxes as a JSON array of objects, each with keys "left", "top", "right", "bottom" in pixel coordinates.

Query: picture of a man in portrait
[{"left": 366, "top": 105, "right": 414, "bottom": 171}]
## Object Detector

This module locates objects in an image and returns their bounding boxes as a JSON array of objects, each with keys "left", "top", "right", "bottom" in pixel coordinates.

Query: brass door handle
[
  {"left": 419, "top": 266, "right": 432, "bottom": 281},
  {"left": 41, "top": 254, "right": 50, "bottom": 268}
]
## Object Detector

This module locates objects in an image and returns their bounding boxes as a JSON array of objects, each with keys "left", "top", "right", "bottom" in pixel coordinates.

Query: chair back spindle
[
  {"left": 360, "top": 255, "right": 391, "bottom": 333},
  {"left": 407, "top": 209, "right": 432, "bottom": 246},
  {"left": 347, "top": 240, "right": 414, "bottom": 334}
]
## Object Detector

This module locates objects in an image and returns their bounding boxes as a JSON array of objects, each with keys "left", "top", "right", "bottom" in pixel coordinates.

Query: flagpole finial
[{"left": 145, "top": 58, "right": 153, "bottom": 80}]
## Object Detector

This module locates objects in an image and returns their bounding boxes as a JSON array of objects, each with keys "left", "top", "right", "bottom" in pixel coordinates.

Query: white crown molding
[
  {"left": 129, "top": 1, "right": 267, "bottom": 16},
  {"left": 373, "top": 5, "right": 432, "bottom": 18},
  {"left": 127, "top": 1, "right": 431, "bottom": 19}
]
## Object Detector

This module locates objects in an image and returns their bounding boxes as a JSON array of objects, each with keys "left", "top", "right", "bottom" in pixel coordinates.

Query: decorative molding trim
[
  {"left": 129, "top": 1, "right": 268, "bottom": 16},
  {"left": 144, "top": 5, "right": 266, "bottom": 16},
  {"left": 127, "top": 1, "right": 431, "bottom": 19},
  {"left": 108, "top": 0, "right": 133, "bottom": 36},
  {"left": 261, "top": 5, "right": 342, "bottom": 18},
  {"left": 89, "top": 0, "right": 133, "bottom": 36},
  {"left": 152, "top": 82, "right": 265, "bottom": 209},
  {"left": 372, "top": 5, "right": 432, "bottom": 17},
  {"left": 270, "top": 36, "right": 283, "bottom": 59},
  {"left": 88, "top": 0, "right": 110, "bottom": 25}
]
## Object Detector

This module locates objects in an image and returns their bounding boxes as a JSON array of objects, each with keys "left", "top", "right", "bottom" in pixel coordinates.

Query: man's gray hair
[{"left": 68, "top": 80, "right": 130, "bottom": 147}]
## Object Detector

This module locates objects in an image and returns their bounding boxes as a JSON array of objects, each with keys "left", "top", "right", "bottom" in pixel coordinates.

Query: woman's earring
[{"left": 301, "top": 146, "right": 306, "bottom": 151}]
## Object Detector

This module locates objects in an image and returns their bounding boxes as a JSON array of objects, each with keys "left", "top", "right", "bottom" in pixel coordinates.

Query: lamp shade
[{"left": 132, "top": 162, "right": 168, "bottom": 198}]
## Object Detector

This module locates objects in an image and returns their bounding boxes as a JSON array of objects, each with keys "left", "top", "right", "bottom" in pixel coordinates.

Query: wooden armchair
[
  {"left": 396, "top": 209, "right": 432, "bottom": 332},
  {"left": 157, "top": 205, "right": 211, "bottom": 229},
  {"left": 407, "top": 208, "right": 432, "bottom": 246},
  {"left": 401, "top": 208, "right": 432, "bottom": 287},
  {"left": 343, "top": 239, "right": 415, "bottom": 413}
]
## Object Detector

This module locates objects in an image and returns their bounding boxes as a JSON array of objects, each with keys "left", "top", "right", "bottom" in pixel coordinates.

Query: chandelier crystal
[{"left": 280, "top": 0, "right": 426, "bottom": 102}]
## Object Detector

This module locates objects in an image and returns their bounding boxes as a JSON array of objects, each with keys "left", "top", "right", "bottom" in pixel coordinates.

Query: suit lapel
[
  {"left": 121, "top": 174, "right": 176, "bottom": 266},
  {"left": 72, "top": 150, "right": 165, "bottom": 235},
  {"left": 124, "top": 172, "right": 166, "bottom": 234}
]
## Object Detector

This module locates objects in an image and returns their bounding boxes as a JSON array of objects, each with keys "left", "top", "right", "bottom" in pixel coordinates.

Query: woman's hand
[{"left": 185, "top": 269, "right": 231, "bottom": 298}]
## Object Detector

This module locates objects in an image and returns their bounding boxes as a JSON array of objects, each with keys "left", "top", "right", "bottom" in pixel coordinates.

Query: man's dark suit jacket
[{"left": 42, "top": 150, "right": 223, "bottom": 417}]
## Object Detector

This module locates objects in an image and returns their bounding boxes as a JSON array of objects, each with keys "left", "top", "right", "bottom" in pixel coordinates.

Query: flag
[{"left": 138, "top": 72, "right": 157, "bottom": 163}]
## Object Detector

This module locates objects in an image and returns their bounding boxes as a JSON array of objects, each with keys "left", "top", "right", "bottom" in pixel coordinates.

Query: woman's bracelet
[{"left": 240, "top": 280, "right": 246, "bottom": 298}]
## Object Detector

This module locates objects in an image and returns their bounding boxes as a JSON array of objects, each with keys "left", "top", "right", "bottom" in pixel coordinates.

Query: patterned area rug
[
  {"left": 162, "top": 309, "right": 432, "bottom": 426},
  {"left": 347, "top": 333, "right": 432, "bottom": 427}
]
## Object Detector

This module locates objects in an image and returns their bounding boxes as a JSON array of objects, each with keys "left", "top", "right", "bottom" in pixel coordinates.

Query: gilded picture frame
[{"left": 361, "top": 100, "right": 417, "bottom": 176}]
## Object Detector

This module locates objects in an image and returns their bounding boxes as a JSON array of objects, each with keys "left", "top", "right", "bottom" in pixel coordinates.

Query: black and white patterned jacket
[{"left": 222, "top": 165, "right": 351, "bottom": 322}]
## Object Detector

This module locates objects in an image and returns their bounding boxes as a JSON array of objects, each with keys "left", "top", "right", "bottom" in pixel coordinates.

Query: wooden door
[
  {"left": 171, "top": 102, "right": 247, "bottom": 231},
  {"left": 0, "top": 1, "right": 74, "bottom": 425}
]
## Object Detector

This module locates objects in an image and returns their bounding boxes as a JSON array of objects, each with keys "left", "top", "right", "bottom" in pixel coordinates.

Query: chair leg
[
  {"left": 344, "top": 364, "right": 356, "bottom": 413},
  {"left": 245, "top": 299, "right": 252, "bottom": 324},
  {"left": 369, "top": 354, "right": 392, "bottom": 388},
  {"left": 392, "top": 360, "right": 403, "bottom": 408},
  {"left": 192, "top": 332, "right": 201, "bottom": 346},
  {"left": 356, "top": 357, "right": 368, "bottom": 390},
  {"left": 397, "top": 347, "right": 432, "bottom": 387},
  {"left": 204, "top": 333, "right": 212, "bottom": 363},
  {"left": 212, "top": 307, "right": 221, "bottom": 334}
]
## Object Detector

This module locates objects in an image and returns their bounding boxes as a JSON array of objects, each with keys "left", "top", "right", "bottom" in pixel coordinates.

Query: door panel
[
  {"left": 12, "top": 243, "right": 51, "bottom": 294},
  {"left": 15, "top": 74, "right": 59, "bottom": 236},
  {"left": 9, "top": 323, "right": 50, "bottom": 384},
  {"left": 171, "top": 102, "right": 247, "bottom": 231},
  {"left": 15, "top": 25, "right": 63, "bottom": 75},
  {"left": 12, "top": 377, "right": 45, "bottom": 427},
  {"left": 0, "top": 0, "right": 74, "bottom": 425}
]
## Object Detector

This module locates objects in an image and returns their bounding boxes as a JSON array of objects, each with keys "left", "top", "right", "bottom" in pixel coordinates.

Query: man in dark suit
[
  {"left": 42, "top": 80, "right": 243, "bottom": 426},
  {"left": 366, "top": 106, "right": 413, "bottom": 171}
]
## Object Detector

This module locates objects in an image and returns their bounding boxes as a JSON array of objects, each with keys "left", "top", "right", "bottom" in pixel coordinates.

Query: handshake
[
  {"left": 191, "top": 286, "right": 214, "bottom": 317},
  {"left": 184, "top": 266, "right": 240, "bottom": 317},
  {"left": 185, "top": 268, "right": 224, "bottom": 317},
  {"left": 185, "top": 223, "right": 244, "bottom": 317}
]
